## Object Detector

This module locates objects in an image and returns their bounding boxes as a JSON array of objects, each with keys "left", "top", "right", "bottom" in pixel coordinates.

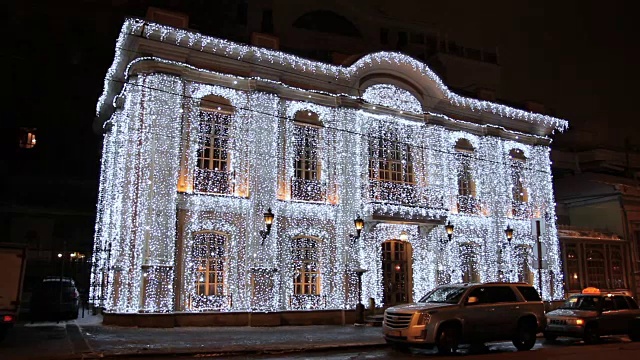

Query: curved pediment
[
  {"left": 343, "top": 52, "right": 566, "bottom": 132},
  {"left": 362, "top": 84, "right": 423, "bottom": 114},
  {"left": 348, "top": 52, "right": 448, "bottom": 106}
]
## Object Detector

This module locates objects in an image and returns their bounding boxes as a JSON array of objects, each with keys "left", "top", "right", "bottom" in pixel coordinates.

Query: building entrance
[{"left": 381, "top": 239, "right": 413, "bottom": 306}]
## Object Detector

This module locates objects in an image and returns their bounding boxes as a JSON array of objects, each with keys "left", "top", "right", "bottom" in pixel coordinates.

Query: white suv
[{"left": 383, "top": 282, "right": 546, "bottom": 354}]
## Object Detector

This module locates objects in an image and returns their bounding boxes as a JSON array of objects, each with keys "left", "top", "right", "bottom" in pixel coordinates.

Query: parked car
[
  {"left": 30, "top": 277, "right": 79, "bottom": 321},
  {"left": 544, "top": 287, "right": 640, "bottom": 343},
  {"left": 383, "top": 282, "right": 546, "bottom": 354}
]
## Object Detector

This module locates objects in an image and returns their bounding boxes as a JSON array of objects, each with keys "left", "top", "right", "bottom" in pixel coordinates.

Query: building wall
[
  {"left": 568, "top": 200, "right": 624, "bottom": 235},
  {"left": 90, "top": 19, "right": 568, "bottom": 313},
  {"left": 90, "top": 69, "right": 564, "bottom": 313}
]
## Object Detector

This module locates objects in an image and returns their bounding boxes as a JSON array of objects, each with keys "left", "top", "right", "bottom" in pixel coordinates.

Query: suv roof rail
[{"left": 483, "top": 282, "right": 532, "bottom": 285}]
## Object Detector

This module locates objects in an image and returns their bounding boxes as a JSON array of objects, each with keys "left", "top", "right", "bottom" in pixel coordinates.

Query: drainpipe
[{"left": 619, "top": 194, "right": 638, "bottom": 298}]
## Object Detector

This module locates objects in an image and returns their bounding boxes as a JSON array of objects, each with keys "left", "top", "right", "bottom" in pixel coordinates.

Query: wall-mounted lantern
[
  {"left": 260, "top": 208, "right": 274, "bottom": 245},
  {"left": 445, "top": 221, "right": 455, "bottom": 242},
  {"left": 505, "top": 225, "right": 514, "bottom": 243}
]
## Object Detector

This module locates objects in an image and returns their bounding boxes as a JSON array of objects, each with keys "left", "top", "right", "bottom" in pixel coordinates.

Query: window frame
[
  {"left": 192, "top": 231, "right": 228, "bottom": 297},
  {"left": 368, "top": 135, "right": 415, "bottom": 185},
  {"left": 291, "top": 237, "right": 321, "bottom": 296}
]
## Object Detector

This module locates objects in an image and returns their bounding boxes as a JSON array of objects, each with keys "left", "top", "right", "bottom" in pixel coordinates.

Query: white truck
[{"left": 0, "top": 243, "right": 27, "bottom": 340}]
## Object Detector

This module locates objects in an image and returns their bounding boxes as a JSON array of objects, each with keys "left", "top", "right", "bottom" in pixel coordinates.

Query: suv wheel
[
  {"left": 436, "top": 324, "right": 460, "bottom": 355},
  {"left": 583, "top": 324, "right": 600, "bottom": 344},
  {"left": 512, "top": 320, "right": 537, "bottom": 351},
  {"left": 629, "top": 320, "right": 640, "bottom": 342}
]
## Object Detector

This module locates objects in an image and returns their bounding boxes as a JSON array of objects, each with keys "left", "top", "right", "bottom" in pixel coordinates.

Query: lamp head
[
  {"left": 263, "top": 208, "right": 274, "bottom": 234},
  {"left": 354, "top": 215, "right": 364, "bottom": 238},
  {"left": 505, "top": 225, "right": 514, "bottom": 243},
  {"left": 445, "top": 221, "right": 454, "bottom": 240}
]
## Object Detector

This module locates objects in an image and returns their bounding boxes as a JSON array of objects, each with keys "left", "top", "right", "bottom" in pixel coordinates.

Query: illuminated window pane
[
  {"left": 292, "top": 237, "right": 321, "bottom": 295},
  {"left": 192, "top": 232, "right": 226, "bottom": 296}
]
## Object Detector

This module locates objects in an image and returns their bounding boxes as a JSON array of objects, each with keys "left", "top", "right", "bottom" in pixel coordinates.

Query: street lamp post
[{"left": 353, "top": 268, "right": 368, "bottom": 325}]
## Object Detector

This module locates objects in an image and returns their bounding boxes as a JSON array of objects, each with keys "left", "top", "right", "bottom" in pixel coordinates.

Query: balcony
[
  {"left": 456, "top": 195, "right": 480, "bottom": 214},
  {"left": 193, "top": 168, "right": 235, "bottom": 195},
  {"left": 511, "top": 200, "right": 532, "bottom": 218},
  {"left": 367, "top": 180, "right": 444, "bottom": 209},
  {"left": 291, "top": 178, "right": 325, "bottom": 202}
]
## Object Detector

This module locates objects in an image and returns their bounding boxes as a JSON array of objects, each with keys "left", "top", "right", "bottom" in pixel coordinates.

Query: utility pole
[{"left": 535, "top": 220, "right": 543, "bottom": 295}]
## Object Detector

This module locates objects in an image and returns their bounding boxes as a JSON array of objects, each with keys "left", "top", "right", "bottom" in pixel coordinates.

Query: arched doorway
[{"left": 381, "top": 239, "right": 413, "bottom": 306}]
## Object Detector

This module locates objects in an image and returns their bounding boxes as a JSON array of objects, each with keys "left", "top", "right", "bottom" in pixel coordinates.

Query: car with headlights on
[
  {"left": 383, "top": 282, "right": 546, "bottom": 354},
  {"left": 544, "top": 288, "right": 640, "bottom": 343}
]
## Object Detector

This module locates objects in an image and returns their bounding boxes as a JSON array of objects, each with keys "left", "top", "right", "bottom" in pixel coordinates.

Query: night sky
[{"left": 4, "top": 0, "right": 638, "bottom": 190}]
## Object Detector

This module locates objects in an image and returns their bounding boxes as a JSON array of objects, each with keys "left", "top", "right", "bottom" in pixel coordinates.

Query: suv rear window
[
  {"left": 517, "top": 286, "right": 541, "bottom": 301},
  {"left": 626, "top": 296, "right": 639, "bottom": 309}
]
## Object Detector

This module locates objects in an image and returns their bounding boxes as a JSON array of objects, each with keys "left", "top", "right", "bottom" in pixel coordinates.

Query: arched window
[
  {"left": 194, "top": 95, "right": 234, "bottom": 194},
  {"left": 455, "top": 139, "right": 477, "bottom": 214},
  {"left": 368, "top": 129, "right": 415, "bottom": 204},
  {"left": 509, "top": 149, "right": 529, "bottom": 217},
  {"left": 292, "top": 10, "right": 362, "bottom": 37},
  {"left": 565, "top": 248, "right": 581, "bottom": 291},
  {"left": 291, "top": 111, "right": 323, "bottom": 202},
  {"left": 292, "top": 237, "right": 321, "bottom": 296},
  {"left": 610, "top": 249, "right": 625, "bottom": 289},
  {"left": 586, "top": 249, "right": 606, "bottom": 288},
  {"left": 190, "top": 231, "right": 228, "bottom": 310}
]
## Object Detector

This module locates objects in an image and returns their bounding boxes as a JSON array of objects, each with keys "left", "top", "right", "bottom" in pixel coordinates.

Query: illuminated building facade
[{"left": 90, "top": 19, "right": 568, "bottom": 317}]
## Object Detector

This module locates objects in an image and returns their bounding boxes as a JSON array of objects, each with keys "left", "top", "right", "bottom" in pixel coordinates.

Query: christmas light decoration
[{"left": 90, "top": 20, "right": 567, "bottom": 315}]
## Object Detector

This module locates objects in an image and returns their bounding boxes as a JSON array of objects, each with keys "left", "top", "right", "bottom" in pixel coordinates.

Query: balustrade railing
[
  {"left": 290, "top": 177, "right": 325, "bottom": 202},
  {"left": 457, "top": 194, "right": 480, "bottom": 214},
  {"left": 367, "top": 180, "right": 444, "bottom": 209},
  {"left": 193, "top": 168, "right": 235, "bottom": 195}
]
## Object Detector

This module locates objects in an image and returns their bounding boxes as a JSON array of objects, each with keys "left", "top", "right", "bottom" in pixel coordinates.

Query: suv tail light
[{"left": 3, "top": 315, "right": 15, "bottom": 323}]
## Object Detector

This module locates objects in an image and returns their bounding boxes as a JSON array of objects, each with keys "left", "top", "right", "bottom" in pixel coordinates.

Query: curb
[{"left": 78, "top": 341, "right": 389, "bottom": 359}]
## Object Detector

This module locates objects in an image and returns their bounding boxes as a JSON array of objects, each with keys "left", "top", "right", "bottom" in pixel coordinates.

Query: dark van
[{"left": 30, "top": 277, "right": 79, "bottom": 321}]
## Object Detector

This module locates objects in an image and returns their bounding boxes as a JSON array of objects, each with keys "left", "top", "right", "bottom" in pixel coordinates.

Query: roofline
[{"left": 96, "top": 18, "right": 569, "bottom": 133}]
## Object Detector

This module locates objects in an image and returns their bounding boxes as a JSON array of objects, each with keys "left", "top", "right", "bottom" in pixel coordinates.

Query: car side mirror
[{"left": 467, "top": 296, "right": 479, "bottom": 305}]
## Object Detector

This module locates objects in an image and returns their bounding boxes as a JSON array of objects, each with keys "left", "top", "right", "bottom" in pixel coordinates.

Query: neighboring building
[
  {"left": 557, "top": 226, "right": 632, "bottom": 296},
  {"left": 89, "top": 18, "right": 567, "bottom": 319},
  {"left": 553, "top": 148, "right": 640, "bottom": 297}
]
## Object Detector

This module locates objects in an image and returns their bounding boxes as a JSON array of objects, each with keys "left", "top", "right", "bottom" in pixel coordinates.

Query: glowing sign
[{"left": 582, "top": 287, "right": 601, "bottom": 294}]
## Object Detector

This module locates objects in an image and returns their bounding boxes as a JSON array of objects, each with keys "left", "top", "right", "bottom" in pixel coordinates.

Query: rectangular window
[
  {"left": 368, "top": 135, "right": 416, "bottom": 204},
  {"left": 292, "top": 238, "right": 320, "bottom": 296},
  {"left": 564, "top": 245, "right": 581, "bottom": 291},
  {"left": 369, "top": 137, "right": 414, "bottom": 184},
  {"left": 292, "top": 124, "right": 323, "bottom": 202},
  {"left": 193, "top": 232, "right": 226, "bottom": 297},
  {"left": 194, "top": 111, "right": 232, "bottom": 194},
  {"left": 458, "top": 162, "right": 474, "bottom": 197}
]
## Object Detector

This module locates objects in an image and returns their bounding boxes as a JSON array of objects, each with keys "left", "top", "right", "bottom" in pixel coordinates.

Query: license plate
[{"left": 387, "top": 330, "right": 401, "bottom": 337}]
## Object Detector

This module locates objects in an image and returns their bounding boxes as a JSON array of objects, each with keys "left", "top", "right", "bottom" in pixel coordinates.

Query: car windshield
[
  {"left": 418, "top": 286, "right": 467, "bottom": 304},
  {"left": 559, "top": 295, "right": 601, "bottom": 310}
]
